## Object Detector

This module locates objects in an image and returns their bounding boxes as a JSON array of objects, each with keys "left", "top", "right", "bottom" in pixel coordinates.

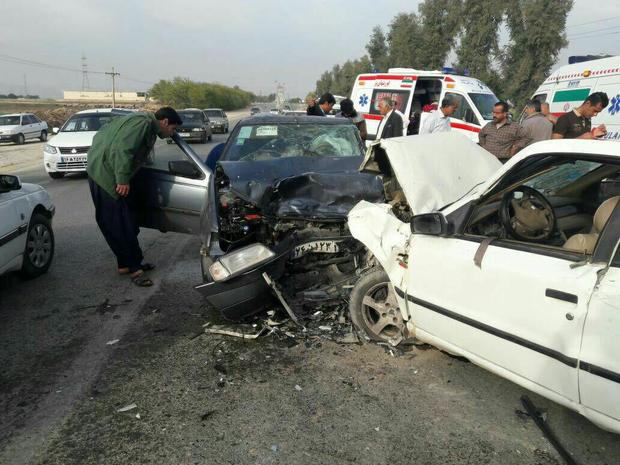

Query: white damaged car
[{"left": 348, "top": 132, "right": 620, "bottom": 434}]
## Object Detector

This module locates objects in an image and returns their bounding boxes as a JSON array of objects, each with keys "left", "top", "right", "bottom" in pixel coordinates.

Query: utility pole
[
  {"left": 81, "top": 54, "right": 90, "bottom": 93},
  {"left": 105, "top": 67, "right": 120, "bottom": 107},
  {"left": 23, "top": 74, "right": 28, "bottom": 97}
]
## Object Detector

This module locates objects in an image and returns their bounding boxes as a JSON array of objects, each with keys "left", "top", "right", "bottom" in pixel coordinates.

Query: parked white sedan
[
  {"left": 348, "top": 133, "right": 620, "bottom": 434},
  {"left": 0, "top": 174, "right": 55, "bottom": 278},
  {"left": 0, "top": 113, "right": 48, "bottom": 145}
]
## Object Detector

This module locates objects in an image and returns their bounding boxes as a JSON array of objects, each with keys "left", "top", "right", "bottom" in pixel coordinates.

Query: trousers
[{"left": 88, "top": 177, "right": 143, "bottom": 272}]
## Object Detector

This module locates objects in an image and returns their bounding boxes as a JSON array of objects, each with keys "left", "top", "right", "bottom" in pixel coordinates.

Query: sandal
[
  {"left": 130, "top": 271, "right": 153, "bottom": 287},
  {"left": 118, "top": 263, "right": 156, "bottom": 275}
]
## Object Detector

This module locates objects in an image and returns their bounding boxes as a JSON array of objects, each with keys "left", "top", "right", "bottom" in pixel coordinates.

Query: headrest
[{"left": 594, "top": 196, "right": 620, "bottom": 232}]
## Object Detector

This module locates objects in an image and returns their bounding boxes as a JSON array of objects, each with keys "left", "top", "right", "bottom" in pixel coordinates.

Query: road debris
[
  {"left": 117, "top": 403, "right": 137, "bottom": 413},
  {"left": 204, "top": 323, "right": 268, "bottom": 339},
  {"left": 106, "top": 339, "right": 120, "bottom": 345},
  {"left": 520, "top": 395, "right": 580, "bottom": 465},
  {"left": 294, "top": 384, "right": 303, "bottom": 391}
]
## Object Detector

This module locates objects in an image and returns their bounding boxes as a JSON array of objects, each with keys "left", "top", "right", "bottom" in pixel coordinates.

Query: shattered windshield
[
  {"left": 469, "top": 93, "right": 497, "bottom": 121},
  {"left": 0, "top": 116, "right": 20, "bottom": 126},
  {"left": 223, "top": 123, "right": 364, "bottom": 161},
  {"left": 525, "top": 160, "right": 602, "bottom": 194}
]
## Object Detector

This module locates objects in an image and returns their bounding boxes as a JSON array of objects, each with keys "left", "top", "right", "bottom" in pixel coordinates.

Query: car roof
[
  {"left": 0, "top": 113, "right": 32, "bottom": 117},
  {"left": 203, "top": 108, "right": 223, "bottom": 111},
  {"left": 517, "top": 139, "right": 620, "bottom": 160},
  {"left": 74, "top": 108, "right": 133, "bottom": 115},
  {"left": 237, "top": 114, "right": 351, "bottom": 126}
]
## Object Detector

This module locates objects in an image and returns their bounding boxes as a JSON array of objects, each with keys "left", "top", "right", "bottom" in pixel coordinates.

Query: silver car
[{"left": 203, "top": 109, "right": 228, "bottom": 133}]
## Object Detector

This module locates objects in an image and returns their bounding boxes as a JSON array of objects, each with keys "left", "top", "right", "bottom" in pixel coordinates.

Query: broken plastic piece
[
  {"left": 294, "top": 384, "right": 303, "bottom": 391},
  {"left": 117, "top": 403, "right": 137, "bottom": 412},
  {"left": 205, "top": 325, "right": 267, "bottom": 339},
  {"left": 106, "top": 339, "right": 120, "bottom": 345},
  {"left": 262, "top": 272, "right": 304, "bottom": 327}
]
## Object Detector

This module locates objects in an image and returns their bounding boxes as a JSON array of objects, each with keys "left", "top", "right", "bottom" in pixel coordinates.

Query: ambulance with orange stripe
[
  {"left": 530, "top": 56, "right": 620, "bottom": 140},
  {"left": 351, "top": 67, "right": 499, "bottom": 141}
]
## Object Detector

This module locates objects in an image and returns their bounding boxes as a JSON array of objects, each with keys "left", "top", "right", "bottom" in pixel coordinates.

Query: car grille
[
  {"left": 57, "top": 160, "right": 87, "bottom": 170},
  {"left": 59, "top": 146, "right": 90, "bottom": 154}
]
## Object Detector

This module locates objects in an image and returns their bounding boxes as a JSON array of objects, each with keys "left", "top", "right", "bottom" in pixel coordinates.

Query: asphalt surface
[{"left": 1, "top": 112, "right": 620, "bottom": 464}]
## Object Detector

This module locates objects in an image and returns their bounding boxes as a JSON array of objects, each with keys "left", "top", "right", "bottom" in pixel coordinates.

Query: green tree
[
  {"left": 417, "top": 0, "right": 463, "bottom": 69},
  {"left": 502, "top": 0, "right": 572, "bottom": 108},
  {"left": 386, "top": 13, "right": 422, "bottom": 68},
  {"left": 455, "top": 0, "right": 506, "bottom": 94},
  {"left": 366, "top": 26, "right": 390, "bottom": 72}
]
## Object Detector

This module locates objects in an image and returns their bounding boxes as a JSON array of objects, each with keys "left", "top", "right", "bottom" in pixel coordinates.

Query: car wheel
[
  {"left": 20, "top": 213, "right": 54, "bottom": 278},
  {"left": 39, "top": 130, "right": 48, "bottom": 142},
  {"left": 201, "top": 133, "right": 207, "bottom": 144},
  {"left": 48, "top": 171, "right": 65, "bottom": 179},
  {"left": 16, "top": 133, "right": 25, "bottom": 145},
  {"left": 225, "top": 126, "right": 229, "bottom": 134},
  {"left": 349, "top": 268, "right": 405, "bottom": 342},
  {"left": 208, "top": 134, "right": 212, "bottom": 141}
]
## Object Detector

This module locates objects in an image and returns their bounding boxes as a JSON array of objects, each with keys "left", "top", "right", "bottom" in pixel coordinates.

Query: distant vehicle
[
  {"left": 43, "top": 108, "right": 132, "bottom": 179},
  {"left": 351, "top": 67, "right": 499, "bottom": 141},
  {"left": 250, "top": 107, "right": 261, "bottom": 115},
  {"left": 529, "top": 55, "right": 620, "bottom": 140},
  {"left": 282, "top": 110, "right": 306, "bottom": 117},
  {"left": 174, "top": 109, "right": 212, "bottom": 143},
  {"left": 269, "top": 108, "right": 279, "bottom": 115},
  {"left": 0, "top": 113, "right": 48, "bottom": 145},
  {"left": 203, "top": 108, "right": 229, "bottom": 133},
  {"left": 0, "top": 174, "right": 55, "bottom": 278},
  {"left": 330, "top": 95, "right": 347, "bottom": 115}
]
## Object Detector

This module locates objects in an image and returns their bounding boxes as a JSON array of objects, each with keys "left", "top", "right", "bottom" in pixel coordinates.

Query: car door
[
  {"left": 579, "top": 203, "right": 620, "bottom": 429},
  {"left": 0, "top": 187, "right": 29, "bottom": 273},
  {"left": 134, "top": 133, "right": 212, "bottom": 236}
]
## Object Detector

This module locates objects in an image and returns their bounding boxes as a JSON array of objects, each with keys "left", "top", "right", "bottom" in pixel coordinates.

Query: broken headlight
[{"left": 209, "top": 243, "right": 275, "bottom": 282}]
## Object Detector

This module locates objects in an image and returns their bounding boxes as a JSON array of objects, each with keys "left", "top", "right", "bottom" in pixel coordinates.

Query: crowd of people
[{"left": 306, "top": 90, "right": 611, "bottom": 163}]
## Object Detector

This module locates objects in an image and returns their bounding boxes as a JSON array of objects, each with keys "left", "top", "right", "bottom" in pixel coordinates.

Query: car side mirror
[
  {"left": 168, "top": 160, "right": 202, "bottom": 179},
  {"left": 53, "top": 127, "right": 60, "bottom": 134},
  {"left": 410, "top": 213, "right": 449, "bottom": 236},
  {"left": 0, "top": 174, "right": 22, "bottom": 193}
]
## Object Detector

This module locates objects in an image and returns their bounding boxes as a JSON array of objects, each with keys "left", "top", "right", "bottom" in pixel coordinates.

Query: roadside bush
[{"left": 149, "top": 78, "right": 253, "bottom": 111}]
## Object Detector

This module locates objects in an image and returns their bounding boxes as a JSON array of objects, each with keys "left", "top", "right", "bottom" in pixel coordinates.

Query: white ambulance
[
  {"left": 530, "top": 56, "right": 620, "bottom": 140},
  {"left": 351, "top": 67, "right": 499, "bottom": 141}
]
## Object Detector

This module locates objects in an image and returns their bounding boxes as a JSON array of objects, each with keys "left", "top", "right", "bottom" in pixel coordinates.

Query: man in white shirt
[
  {"left": 376, "top": 97, "right": 405, "bottom": 139},
  {"left": 419, "top": 96, "right": 459, "bottom": 135}
]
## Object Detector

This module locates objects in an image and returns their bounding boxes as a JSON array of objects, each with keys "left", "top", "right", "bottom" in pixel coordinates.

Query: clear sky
[{"left": 1, "top": 0, "right": 619, "bottom": 99}]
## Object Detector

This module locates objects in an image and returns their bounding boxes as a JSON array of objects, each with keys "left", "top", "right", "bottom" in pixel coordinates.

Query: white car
[
  {"left": 0, "top": 113, "right": 48, "bottom": 145},
  {"left": 348, "top": 132, "right": 620, "bottom": 434},
  {"left": 43, "top": 108, "right": 132, "bottom": 179},
  {"left": 0, "top": 174, "right": 55, "bottom": 278}
]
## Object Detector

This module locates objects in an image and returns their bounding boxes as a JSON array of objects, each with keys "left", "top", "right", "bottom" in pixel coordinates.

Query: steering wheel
[{"left": 499, "top": 185, "right": 556, "bottom": 242}]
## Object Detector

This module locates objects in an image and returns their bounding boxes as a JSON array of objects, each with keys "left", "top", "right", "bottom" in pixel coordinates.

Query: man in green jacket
[{"left": 87, "top": 107, "right": 182, "bottom": 286}]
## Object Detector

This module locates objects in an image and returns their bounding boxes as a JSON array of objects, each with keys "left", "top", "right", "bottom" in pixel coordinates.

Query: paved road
[{"left": 1, "top": 111, "right": 619, "bottom": 464}]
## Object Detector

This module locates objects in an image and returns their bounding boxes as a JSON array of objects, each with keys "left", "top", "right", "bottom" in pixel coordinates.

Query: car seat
[{"left": 563, "top": 196, "right": 619, "bottom": 254}]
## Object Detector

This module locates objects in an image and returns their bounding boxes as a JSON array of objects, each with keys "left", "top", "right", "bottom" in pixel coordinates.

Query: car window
[
  {"left": 370, "top": 89, "right": 410, "bottom": 115},
  {"left": 21, "top": 115, "right": 33, "bottom": 124},
  {"left": 204, "top": 110, "right": 223, "bottom": 118},
  {"left": 468, "top": 93, "right": 496, "bottom": 121},
  {"left": 533, "top": 93, "right": 548, "bottom": 103},
  {"left": 61, "top": 114, "right": 117, "bottom": 132},
  {"left": 0, "top": 116, "right": 20, "bottom": 126},
  {"left": 178, "top": 112, "right": 204, "bottom": 124},
  {"left": 525, "top": 161, "right": 602, "bottom": 194},
  {"left": 145, "top": 139, "right": 187, "bottom": 172},
  {"left": 446, "top": 93, "right": 478, "bottom": 125},
  {"left": 30, "top": 114, "right": 41, "bottom": 123},
  {"left": 223, "top": 123, "right": 364, "bottom": 161}
]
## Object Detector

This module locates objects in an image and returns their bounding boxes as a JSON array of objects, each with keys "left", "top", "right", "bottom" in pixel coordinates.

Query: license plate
[
  {"left": 292, "top": 240, "right": 340, "bottom": 259},
  {"left": 179, "top": 132, "right": 190, "bottom": 137},
  {"left": 62, "top": 156, "right": 87, "bottom": 163}
]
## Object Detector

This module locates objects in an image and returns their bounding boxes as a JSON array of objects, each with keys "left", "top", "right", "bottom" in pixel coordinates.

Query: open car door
[{"left": 134, "top": 132, "right": 212, "bottom": 237}]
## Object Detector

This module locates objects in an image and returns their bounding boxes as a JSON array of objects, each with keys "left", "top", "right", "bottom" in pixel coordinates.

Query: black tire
[
  {"left": 16, "top": 133, "right": 25, "bottom": 145},
  {"left": 208, "top": 133, "right": 212, "bottom": 141},
  {"left": 20, "top": 213, "right": 54, "bottom": 278},
  {"left": 349, "top": 268, "right": 405, "bottom": 342},
  {"left": 39, "top": 130, "right": 48, "bottom": 142},
  {"left": 48, "top": 171, "right": 65, "bottom": 179},
  {"left": 225, "top": 126, "right": 229, "bottom": 134},
  {"left": 200, "top": 133, "right": 207, "bottom": 144}
]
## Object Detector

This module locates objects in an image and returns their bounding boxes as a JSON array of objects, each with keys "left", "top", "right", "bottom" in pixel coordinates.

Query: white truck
[
  {"left": 530, "top": 55, "right": 620, "bottom": 140},
  {"left": 350, "top": 67, "right": 499, "bottom": 141}
]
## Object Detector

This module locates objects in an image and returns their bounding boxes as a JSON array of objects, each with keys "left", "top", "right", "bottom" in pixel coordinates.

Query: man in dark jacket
[
  {"left": 307, "top": 93, "right": 336, "bottom": 116},
  {"left": 86, "top": 107, "right": 182, "bottom": 286},
  {"left": 376, "top": 97, "right": 404, "bottom": 139}
]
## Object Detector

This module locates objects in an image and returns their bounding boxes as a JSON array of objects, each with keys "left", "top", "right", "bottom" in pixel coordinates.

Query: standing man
[
  {"left": 307, "top": 93, "right": 336, "bottom": 116},
  {"left": 478, "top": 101, "right": 529, "bottom": 162},
  {"left": 87, "top": 107, "right": 182, "bottom": 286},
  {"left": 521, "top": 99, "right": 552, "bottom": 144},
  {"left": 419, "top": 96, "right": 459, "bottom": 135},
  {"left": 376, "top": 97, "right": 405, "bottom": 139},
  {"left": 552, "top": 92, "right": 608, "bottom": 139},
  {"left": 541, "top": 102, "right": 557, "bottom": 125}
]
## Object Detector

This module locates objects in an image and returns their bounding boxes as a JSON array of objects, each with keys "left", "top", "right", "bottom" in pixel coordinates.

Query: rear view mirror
[
  {"left": 410, "top": 213, "right": 449, "bottom": 236},
  {"left": 0, "top": 174, "right": 22, "bottom": 193},
  {"left": 52, "top": 127, "right": 60, "bottom": 134},
  {"left": 168, "top": 160, "right": 202, "bottom": 179}
]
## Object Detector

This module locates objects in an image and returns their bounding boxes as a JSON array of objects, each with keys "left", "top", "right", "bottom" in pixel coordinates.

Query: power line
[
  {"left": 569, "top": 30, "right": 620, "bottom": 41},
  {"left": 566, "top": 15, "right": 620, "bottom": 29},
  {"left": 568, "top": 24, "right": 620, "bottom": 39}
]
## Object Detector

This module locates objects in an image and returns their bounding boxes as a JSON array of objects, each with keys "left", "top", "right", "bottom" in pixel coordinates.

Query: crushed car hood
[
  {"left": 360, "top": 132, "right": 502, "bottom": 214},
  {"left": 218, "top": 156, "right": 384, "bottom": 219}
]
